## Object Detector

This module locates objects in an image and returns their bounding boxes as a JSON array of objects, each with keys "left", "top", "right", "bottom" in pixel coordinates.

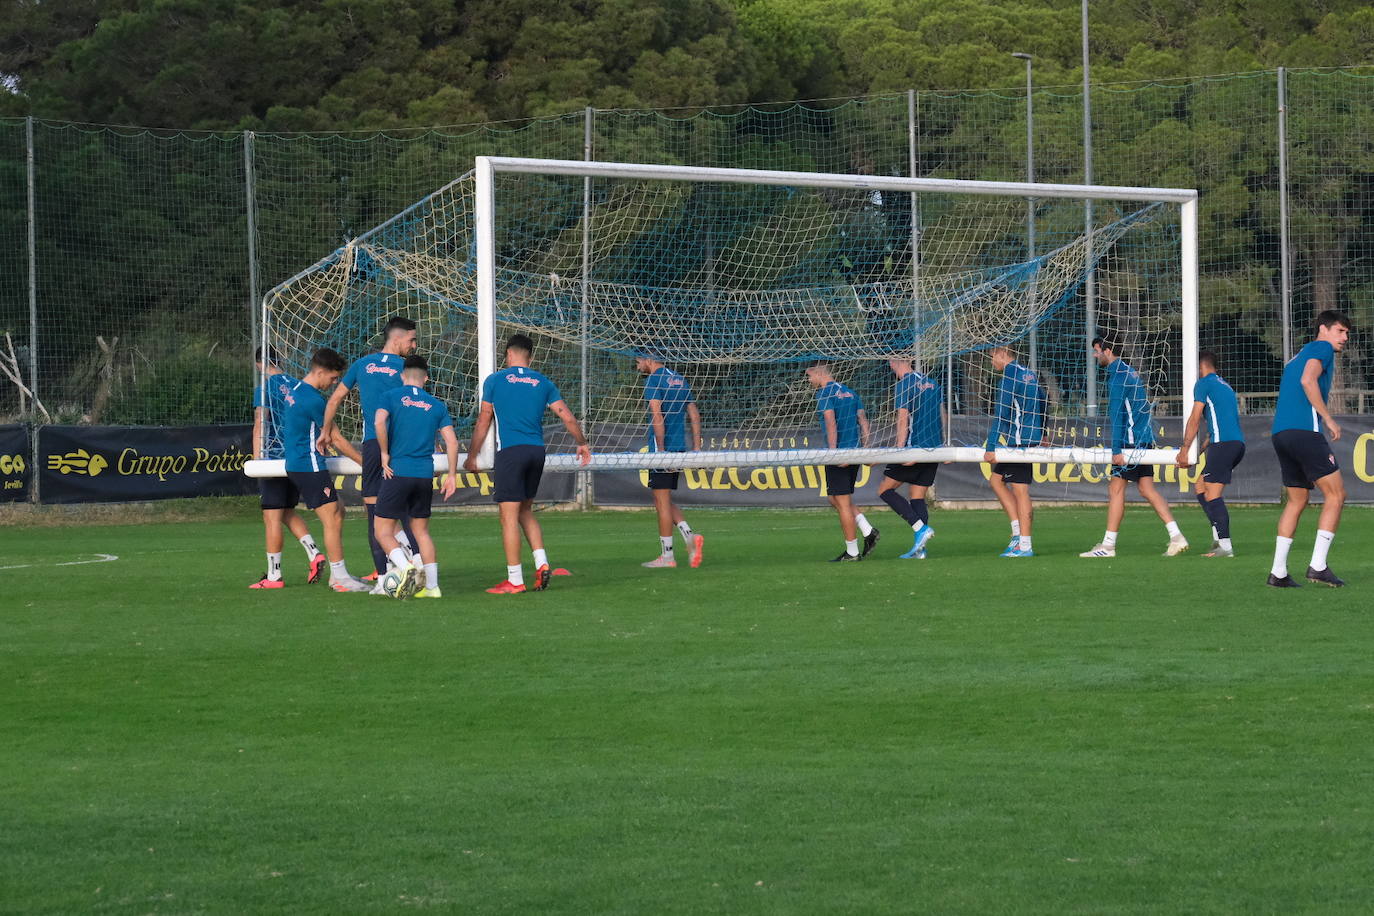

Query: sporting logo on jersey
[
  {"left": 401, "top": 396, "right": 433, "bottom": 410},
  {"left": 505, "top": 373, "right": 541, "bottom": 386},
  {"left": 366, "top": 364, "right": 399, "bottom": 376}
]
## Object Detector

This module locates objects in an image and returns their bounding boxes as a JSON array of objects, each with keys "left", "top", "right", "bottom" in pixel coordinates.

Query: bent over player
[{"left": 1176, "top": 350, "right": 1245, "bottom": 557}]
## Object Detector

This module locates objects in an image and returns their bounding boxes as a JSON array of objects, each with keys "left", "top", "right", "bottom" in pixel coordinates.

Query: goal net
[{"left": 257, "top": 158, "right": 1196, "bottom": 472}]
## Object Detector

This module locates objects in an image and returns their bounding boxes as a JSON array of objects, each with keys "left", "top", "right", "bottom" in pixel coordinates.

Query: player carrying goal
[{"left": 635, "top": 353, "right": 704, "bottom": 569}]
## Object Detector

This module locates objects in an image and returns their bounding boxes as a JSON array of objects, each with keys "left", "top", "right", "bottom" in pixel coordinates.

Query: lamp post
[{"left": 1012, "top": 52, "right": 1036, "bottom": 370}]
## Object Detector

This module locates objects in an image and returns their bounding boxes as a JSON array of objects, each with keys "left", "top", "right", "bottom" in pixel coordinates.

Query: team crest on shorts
[{"left": 324, "top": 487, "right": 333, "bottom": 496}]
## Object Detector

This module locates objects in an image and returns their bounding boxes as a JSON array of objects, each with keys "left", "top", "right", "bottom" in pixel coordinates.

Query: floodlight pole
[{"left": 1013, "top": 53, "right": 1037, "bottom": 371}]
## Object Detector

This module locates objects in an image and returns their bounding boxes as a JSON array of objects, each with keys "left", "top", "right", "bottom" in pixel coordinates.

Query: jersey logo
[
  {"left": 366, "top": 363, "right": 398, "bottom": 375},
  {"left": 505, "top": 373, "right": 541, "bottom": 387},
  {"left": 401, "top": 396, "right": 433, "bottom": 411},
  {"left": 283, "top": 393, "right": 296, "bottom": 406}
]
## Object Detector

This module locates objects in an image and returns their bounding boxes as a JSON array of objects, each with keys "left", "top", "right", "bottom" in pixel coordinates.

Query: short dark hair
[
  {"left": 507, "top": 334, "right": 534, "bottom": 356},
  {"left": 255, "top": 344, "right": 280, "bottom": 367},
  {"left": 311, "top": 347, "right": 346, "bottom": 373},
  {"left": 1092, "top": 335, "right": 1121, "bottom": 356},
  {"left": 990, "top": 344, "right": 1015, "bottom": 356},
  {"left": 1199, "top": 350, "right": 1220, "bottom": 371},
  {"left": 383, "top": 316, "right": 417, "bottom": 337},
  {"left": 403, "top": 354, "right": 429, "bottom": 373},
  {"left": 1316, "top": 310, "right": 1352, "bottom": 332}
]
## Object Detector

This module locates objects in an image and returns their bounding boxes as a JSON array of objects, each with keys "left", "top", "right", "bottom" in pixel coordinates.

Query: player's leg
[
  {"left": 406, "top": 479, "right": 440, "bottom": 598},
  {"left": 666, "top": 490, "right": 703, "bottom": 568},
  {"left": 314, "top": 499, "right": 366, "bottom": 592},
  {"left": 1194, "top": 479, "right": 1218, "bottom": 549},
  {"left": 1136, "top": 473, "right": 1187, "bottom": 554},
  {"left": 283, "top": 508, "right": 326, "bottom": 581},
  {"left": 644, "top": 476, "right": 678, "bottom": 567},
  {"left": 1269, "top": 485, "right": 1309, "bottom": 587},
  {"left": 1306, "top": 469, "right": 1346, "bottom": 586},
  {"left": 517, "top": 498, "right": 558, "bottom": 591},
  {"left": 361, "top": 440, "right": 388, "bottom": 579},
  {"left": 828, "top": 492, "right": 861, "bottom": 561},
  {"left": 1010, "top": 482, "right": 1034, "bottom": 556},
  {"left": 255, "top": 507, "right": 286, "bottom": 588},
  {"left": 1200, "top": 481, "right": 1233, "bottom": 556},
  {"left": 988, "top": 468, "right": 1021, "bottom": 552},
  {"left": 1083, "top": 475, "right": 1126, "bottom": 557}
]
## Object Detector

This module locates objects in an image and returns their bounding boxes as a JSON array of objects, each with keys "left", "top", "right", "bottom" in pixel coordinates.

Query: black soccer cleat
[
  {"left": 1266, "top": 573, "right": 1302, "bottom": 589},
  {"left": 1306, "top": 566, "right": 1346, "bottom": 588},
  {"left": 861, "top": 527, "right": 881, "bottom": 558},
  {"left": 829, "top": 551, "right": 862, "bottom": 563}
]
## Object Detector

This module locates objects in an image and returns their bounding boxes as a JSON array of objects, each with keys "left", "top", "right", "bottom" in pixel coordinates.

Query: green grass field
[{"left": 3, "top": 503, "right": 1372, "bottom": 913}]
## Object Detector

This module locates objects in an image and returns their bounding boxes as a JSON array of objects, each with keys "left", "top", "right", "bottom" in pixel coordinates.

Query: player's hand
[
  {"left": 1325, "top": 415, "right": 1342, "bottom": 440},
  {"left": 314, "top": 427, "right": 332, "bottom": 453},
  {"left": 1112, "top": 454, "right": 1126, "bottom": 467},
  {"left": 441, "top": 473, "right": 457, "bottom": 500},
  {"left": 381, "top": 455, "right": 393, "bottom": 479},
  {"left": 576, "top": 444, "right": 592, "bottom": 466},
  {"left": 1176, "top": 450, "right": 1192, "bottom": 469},
  {"left": 463, "top": 453, "right": 479, "bottom": 473},
  {"left": 982, "top": 451, "right": 995, "bottom": 464}
]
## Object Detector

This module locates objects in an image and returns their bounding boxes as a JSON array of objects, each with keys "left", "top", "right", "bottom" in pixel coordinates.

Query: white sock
[
  {"left": 532, "top": 548, "right": 549, "bottom": 569},
  {"left": 388, "top": 547, "right": 409, "bottom": 571},
  {"left": 1218, "top": 537, "right": 1233, "bottom": 552},
  {"left": 397, "top": 530, "right": 414, "bottom": 552},
  {"left": 1210, "top": 525, "right": 1219, "bottom": 543},
  {"left": 676, "top": 520, "right": 693, "bottom": 542},
  {"left": 1018, "top": 535, "right": 1032, "bottom": 551},
  {"left": 845, "top": 538, "right": 859, "bottom": 557},
  {"left": 424, "top": 563, "right": 439, "bottom": 589},
  {"left": 330, "top": 559, "right": 349, "bottom": 579},
  {"left": 912, "top": 522, "right": 923, "bottom": 532},
  {"left": 1103, "top": 530, "right": 1118, "bottom": 548},
  {"left": 267, "top": 552, "right": 283, "bottom": 581},
  {"left": 1271, "top": 536, "right": 1293, "bottom": 578},
  {"left": 298, "top": 534, "right": 319, "bottom": 558},
  {"left": 855, "top": 513, "right": 874, "bottom": 537},
  {"left": 1166, "top": 520, "right": 1182, "bottom": 538},
  {"left": 1010, "top": 520, "right": 1021, "bottom": 537},
  {"left": 1310, "top": 529, "right": 1335, "bottom": 572},
  {"left": 660, "top": 535, "right": 674, "bottom": 557},
  {"left": 507, "top": 564, "right": 524, "bottom": 587}
]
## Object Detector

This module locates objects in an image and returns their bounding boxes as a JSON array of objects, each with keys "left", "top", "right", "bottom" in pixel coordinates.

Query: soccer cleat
[
  {"left": 916, "top": 548, "right": 927, "bottom": 559},
  {"left": 531, "top": 564, "right": 553, "bottom": 591},
  {"left": 369, "top": 580, "right": 388, "bottom": 596},
  {"left": 395, "top": 565, "right": 423, "bottom": 600},
  {"left": 1306, "top": 566, "right": 1346, "bottom": 588},
  {"left": 485, "top": 579, "right": 527, "bottom": 595},
  {"left": 307, "top": 553, "right": 327, "bottom": 584},
  {"left": 829, "top": 551, "right": 862, "bottom": 562},
  {"left": 414, "top": 587, "right": 442, "bottom": 599},
  {"left": 899, "top": 543, "right": 923, "bottom": 559},
  {"left": 1079, "top": 544, "right": 1116, "bottom": 558},
  {"left": 1267, "top": 573, "right": 1302, "bottom": 588},
  {"left": 1164, "top": 535, "right": 1190, "bottom": 557},
  {"left": 689, "top": 534, "right": 705, "bottom": 568},
  {"left": 642, "top": 555, "right": 677, "bottom": 568},
  {"left": 1203, "top": 545, "right": 1235, "bottom": 558},
  {"left": 362, "top": 571, "right": 380, "bottom": 582},
  {"left": 329, "top": 575, "right": 371, "bottom": 593},
  {"left": 1003, "top": 547, "right": 1034, "bottom": 558},
  {"left": 861, "top": 527, "right": 881, "bottom": 558},
  {"left": 249, "top": 576, "right": 285, "bottom": 589},
  {"left": 911, "top": 524, "right": 934, "bottom": 555},
  {"left": 1005, "top": 536, "right": 1019, "bottom": 554}
]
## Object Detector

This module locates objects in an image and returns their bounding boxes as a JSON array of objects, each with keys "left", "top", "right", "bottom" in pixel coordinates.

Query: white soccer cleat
[
  {"left": 1203, "top": 545, "right": 1234, "bottom": 558},
  {"left": 369, "top": 579, "right": 388, "bottom": 595},
  {"left": 1079, "top": 543, "right": 1116, "bottom": 558},
  {"left": 642, "top": 554, "right": 676, "bottom": 568},
  {"left": 330, "top": 575, "right": 372, "bottom": 593},
  {"left": 1164, "top": 535, "right": 1190, "bottom": 557}
]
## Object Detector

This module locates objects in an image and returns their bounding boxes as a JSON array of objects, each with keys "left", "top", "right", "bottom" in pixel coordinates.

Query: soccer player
[
  {"left": 374, "top": 355, "right": 459, "bottom": 599},
  {"left": 877, "top": 358, "right": 944, "bottom": 559},
  {"left": 1267, "top": 310, "right": 1352, "bottom": 588},
  {"left": 636, "top": 354, "right": 705, "bottom": 569},
  {"left": 1080, "top": 336, "right": 1189, "bottom": 558},
  {"left": 1176, "top": 350, "right": 1245, "bottom": 557},
  {"left": 464, "top": 334, "right": 591, "bottom": 594},
  {"left": 283, "top": 347, "right": 369, "bottom": 592},
  {"left": 250, "top": 347, "right": 326, "bottom": 589},
  {"left": 982, "top": 346, "right": 1045, "bottom": 557},
  {"left": 805, "top": 362, "right": 877, "bottom": 562},
  {"left": 319, "top": 315, "right": 419, "bottom": 583}
]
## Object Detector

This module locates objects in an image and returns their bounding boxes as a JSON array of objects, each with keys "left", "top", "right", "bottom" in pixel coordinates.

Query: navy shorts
[
  {"left": 1202, "top": 440, "right": 1246, "bottom": 485},
  {"left": 993, "top": 462, "right": 1031, "bottom": 486},
  {"left": 647, "top": 471, "right": 680, "bottom": 490},
  {"left": 824, "top": 464, "right": 860, "bottom": 496},
  {"left": 884, "top": 462, "right": 937, "bottom": 487},
  {"left": 376, "top": 475, "right": 433, "bottom": 519},
  {"left": 259, "top": 476, "right": 300, "bottom": 511},
  {"left": 1110, "top": 460, "right": 1154, "bottom": 482},
  {"left": 361, "top": 439, "right": 384, "bottom": 498},
  {"left": 287, "top": 470, "right": 338, "bottom": 509},
  {"left": 1273, "top": 429, "right": 1339, "bottom": 489},
  {"left": 493, "top": 444, "right": 546, "bottom": 503}
]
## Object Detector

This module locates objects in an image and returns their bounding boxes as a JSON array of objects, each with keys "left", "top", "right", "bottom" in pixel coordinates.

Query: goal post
[{"left": 247, "top": 157, "right": 1197, "bottom": 478}]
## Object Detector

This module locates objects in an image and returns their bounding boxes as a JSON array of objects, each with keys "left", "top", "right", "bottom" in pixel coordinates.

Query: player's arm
[
  {"left": 317, "top": 382, "right": 352, "bottom": 452},
  {"left": 648, "top": 399, "right": 668, "bottom": 453},
  {"left": 1301, "top": 357, "right": 1341, "bottom": 440},
  {"left": 1108, "top": 385, "right": 1125, "bottom": 462},
  {"left": 687, "top": 402, "right": 702, "bottom": 451},
  {"left": 464, "top": 401, "right": 494, "bottom": 472},
  {"left": 374, "top": 408, "right": 393, "bottom": 479},
  {"left": 253, "top": 406, "right": 265, "bottom": 461},
  {"left": 1177, "top": 400, "right": 1205, "bottom": 467},
  {"left": 328, "top": 425, "right": 363, "bottom": 465},
  {"left": 893, "top": 407, "right": 909, "bottom": 450},
  {"left": 439, "top": 425, "right": 459, "bottom": 499},
  {"left": 857, "top": 408, "right": 871, "bottom": 448},
  {"left": 823, "top": 409, "right": 838, "bottom": 450},
  {"left": 983, "top": 382, "right": 1008, "bottom": 463},
  {"left": 549, "top": 399, "right": 592, "bottom": 465}
]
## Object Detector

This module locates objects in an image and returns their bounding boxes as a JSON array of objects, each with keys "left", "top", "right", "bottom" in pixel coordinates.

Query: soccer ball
[{"left": 381, "top": 567, "right": 411, "bottom": 599}]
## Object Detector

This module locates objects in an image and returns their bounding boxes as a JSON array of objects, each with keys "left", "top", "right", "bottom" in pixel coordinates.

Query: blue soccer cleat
[
  {"left": 901, "top": 524, "right": 934, "bottom": 559},
  {"left": 1002, "top": 546, "right": 1034, "bottom": 558}
]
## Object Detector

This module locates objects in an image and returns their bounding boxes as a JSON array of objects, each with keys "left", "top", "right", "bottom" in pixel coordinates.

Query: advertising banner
[
  {"left": 0, "top": 423, "right": 31, "bottom": 502},
  {"left": 39, "top": 425, "right": 256, "bottom": 504},
  {"left": 333, "top": 465, "right": 576, "bottom": 507}
]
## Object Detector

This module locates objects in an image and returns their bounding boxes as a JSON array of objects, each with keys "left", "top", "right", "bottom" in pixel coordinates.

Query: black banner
[
  {"left": 39, "top": 425, "right": 256, "bottom": 504},
  {"left": 0, "top": 423, "right": 31, "bottom": 502}
]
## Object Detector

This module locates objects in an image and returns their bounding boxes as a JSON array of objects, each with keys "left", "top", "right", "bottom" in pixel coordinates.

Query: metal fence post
[
  {"left": 579, "top": 106, "right": 594, "bottom": 510},
  {"left": 1082, "top": 0, "right": 1097, "bottom": 417},
  {"left": 25, "top": 116, "right": 39, "bottom": 503},
  {"left": 1277, "top": 67, "right": 1293, "bottom": 362},
  {"left": 244, "top": 130, "right": 260, "bottom": 354},
  {"left": 907, "top": 90, "right": 921, "bottom": 359}
]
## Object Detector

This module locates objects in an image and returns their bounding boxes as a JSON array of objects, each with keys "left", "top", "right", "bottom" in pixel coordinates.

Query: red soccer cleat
[
  {"left": 362, "top": 571, "right": 380, "bottom": 582},
  {"left": 689, "top": 534, "right": 704, "bottom": 569},
  {"left": 485, "top": 580, "right": 527, "bottom": 595},
  {"left": 249, "top": 577, "right": 284, "bottom": 590},
  {"left": 307, "top": 553, "right": 327, "bottom": 584},
  {"left": 532, "top": 564, "right": 552, "bottom": 591}
]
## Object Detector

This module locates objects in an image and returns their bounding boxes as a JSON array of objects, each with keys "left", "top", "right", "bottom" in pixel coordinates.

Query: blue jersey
[
  {"left": 1192, "top": 373, "right": 1243, "bottom": 444},
  {"left": 644, "top": 367, "right": 694, "bottom": 452},
  {"left": 482, "top": 366, "right": 563, "bottom": 448},
  {"left": 1106, "top": 359, "right": 1155, "bottom": 455},
  {"left": 985, "top": 361, "right": 1045, "bottom": 450},
  {"left": 282, "top": 380, "right": 329, "bottom": 473},
  {"left": 1273, "top": 340, "right": 1335, "bottom": 434},
  {"left": 253, "top": 372, "right": 297, "bottom": 460},
  {"left": 815, "top": 380, "right": 864, "bottom": 449},
  {"left": 341, "top": 352, "right": 405, "bottom": 441},
  {"left": 379, "top": 385, "right": 453, "bottom": 478},
  {"left": 895, "top": 371, "right": 943, "bottom": 448}
]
